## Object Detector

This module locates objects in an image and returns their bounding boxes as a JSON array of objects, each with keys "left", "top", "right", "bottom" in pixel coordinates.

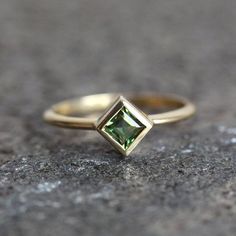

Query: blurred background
[
  {"left": 1, "top": 0, "right": 236, "bottom": 106},
  {"left": 1, "top": 0, "right": 236, "bottom": 236}
]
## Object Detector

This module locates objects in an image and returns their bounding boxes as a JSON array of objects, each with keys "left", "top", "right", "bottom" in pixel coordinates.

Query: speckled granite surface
[{"left": 1, "top": 0, "right": 236, "bottom": 235}]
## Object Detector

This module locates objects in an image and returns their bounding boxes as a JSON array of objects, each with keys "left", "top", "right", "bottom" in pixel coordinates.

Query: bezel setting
[{"left": 96, "top": 96, "right": 153, "bottom": 156}]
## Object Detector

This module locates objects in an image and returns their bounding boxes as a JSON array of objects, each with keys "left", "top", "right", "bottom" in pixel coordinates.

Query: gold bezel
[{"left": 96, "top": 96, "right": 153, "bottom": 156}]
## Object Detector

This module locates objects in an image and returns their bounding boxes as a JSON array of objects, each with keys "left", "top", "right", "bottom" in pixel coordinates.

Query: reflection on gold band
[{"left": 43, "top": 93, "right": 196, "bottom": 130}]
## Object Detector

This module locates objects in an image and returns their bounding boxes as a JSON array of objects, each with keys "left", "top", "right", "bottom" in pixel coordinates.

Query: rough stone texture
[{"left": 0, "top": 0, "right": 236, "bottom": 236}]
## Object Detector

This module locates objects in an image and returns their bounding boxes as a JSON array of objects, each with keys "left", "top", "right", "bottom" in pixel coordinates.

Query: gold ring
[{"left": 43, "top": 93, "right": 196, "bottom": 156}]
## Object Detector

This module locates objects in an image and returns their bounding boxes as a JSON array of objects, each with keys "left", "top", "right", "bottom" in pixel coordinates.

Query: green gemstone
[{"left": 103, "top": 107, "right": 145, "bottom": 150}]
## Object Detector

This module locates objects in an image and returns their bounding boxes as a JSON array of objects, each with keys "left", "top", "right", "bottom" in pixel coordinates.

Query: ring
[{"left": 43, "top": 93, "right": 196, "bottom": 156}]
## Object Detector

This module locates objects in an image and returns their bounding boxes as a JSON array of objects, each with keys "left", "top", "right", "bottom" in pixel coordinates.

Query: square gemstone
[
  {"left": 103, "top": 107, "right": 146, "bottom": 150},
  {"left": 96, "top": 96, "right": 153, "bottom": 156}
]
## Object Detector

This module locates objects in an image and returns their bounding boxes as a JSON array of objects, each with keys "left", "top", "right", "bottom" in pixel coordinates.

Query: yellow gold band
[
  {"left": 43, "top": 93, "right": 196, "bottom": 156},
  {"left": 43, "top": 93, "right": 196, "bottom": 130}
]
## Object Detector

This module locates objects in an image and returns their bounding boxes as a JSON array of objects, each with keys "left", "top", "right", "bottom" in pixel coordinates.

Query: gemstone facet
[
  {"left": 96, "top": 96, "right": 153, "bottom": 156},
  {"left": 103, "top": 107, "right": 145, "bottom": 150}
]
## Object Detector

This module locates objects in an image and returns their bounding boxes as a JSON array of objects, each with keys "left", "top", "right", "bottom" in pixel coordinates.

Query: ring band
[{"left": 43, "top": 93, "right": 196, "bottom": 156}]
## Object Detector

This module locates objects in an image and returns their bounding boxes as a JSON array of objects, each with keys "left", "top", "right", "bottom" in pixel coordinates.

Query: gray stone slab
[{"left": 0, "top": 0, "right": 236, "bottom": 235}]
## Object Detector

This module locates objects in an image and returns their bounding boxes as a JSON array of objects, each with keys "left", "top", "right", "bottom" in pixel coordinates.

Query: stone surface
[{"left": 0, "top": 0, "right": 236, "bottom": 236}]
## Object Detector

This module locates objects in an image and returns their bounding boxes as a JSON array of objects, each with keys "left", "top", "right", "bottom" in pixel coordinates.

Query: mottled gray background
[{"left": 0, "top": 0, "right": 236, "bottom": 236}]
